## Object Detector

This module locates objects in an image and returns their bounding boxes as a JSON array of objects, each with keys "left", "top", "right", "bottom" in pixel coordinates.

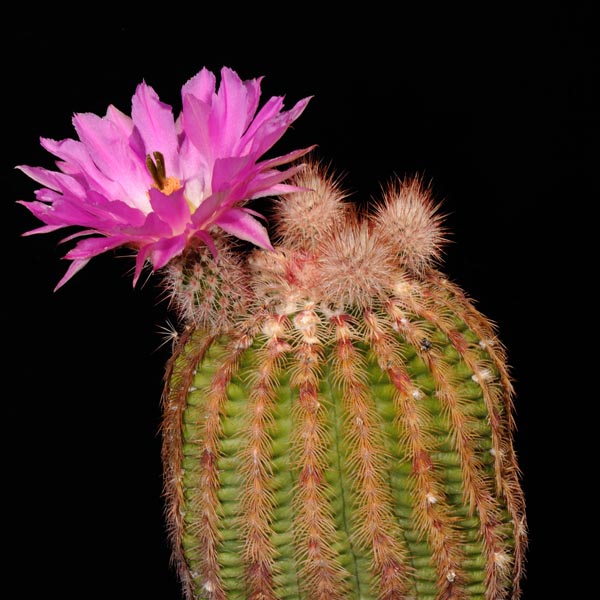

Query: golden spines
[{"left": 330, "top": 313, "right": 411, "bottom": 599}]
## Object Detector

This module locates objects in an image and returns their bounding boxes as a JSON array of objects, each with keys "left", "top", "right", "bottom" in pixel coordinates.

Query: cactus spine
[{"left": 162, "top": 162, "right": 527, "bottom": 600}]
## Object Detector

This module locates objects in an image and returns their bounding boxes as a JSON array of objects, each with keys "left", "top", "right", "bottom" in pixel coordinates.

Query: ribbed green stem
[
  {"left": 323, "top": 364, "right": 375, "bottom": 598},
  {"left": 267, "top": 371, "right": 302, "bottom": 599},
  {"left": 167, "top": 298, "right": 519, "bottom": 599},
  {"left": 215, "top": 364, "right": 247, "bottom": 598}
]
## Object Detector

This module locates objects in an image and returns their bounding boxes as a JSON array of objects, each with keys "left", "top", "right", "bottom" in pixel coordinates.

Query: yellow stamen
[
  {"left": 146, "top": 151, "right": 182, "bottom": 196},
  {"left": 160, "top": 176, "right": 183, "bottom": 196}
]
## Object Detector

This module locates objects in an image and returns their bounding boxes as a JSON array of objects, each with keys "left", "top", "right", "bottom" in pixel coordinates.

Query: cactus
[
  {"left": 161, "top": 162, "right": 527, "bottom": 600},
  {"left": 16, "top": 62, "right": 526, "bottom": 600}
]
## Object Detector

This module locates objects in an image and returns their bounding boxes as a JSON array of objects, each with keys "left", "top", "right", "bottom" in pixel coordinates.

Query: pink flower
[{"left": 18, "top": 67, "right": 312, "bottom": 288}]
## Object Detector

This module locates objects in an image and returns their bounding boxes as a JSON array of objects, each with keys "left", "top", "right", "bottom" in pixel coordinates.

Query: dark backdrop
[{"left": 3, "top": 8, "right": 596, "bottom": 599}]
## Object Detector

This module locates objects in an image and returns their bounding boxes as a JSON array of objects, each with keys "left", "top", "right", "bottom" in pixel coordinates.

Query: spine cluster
[{"left": 161, "top": 161, "right": 526, "bottom": 599}]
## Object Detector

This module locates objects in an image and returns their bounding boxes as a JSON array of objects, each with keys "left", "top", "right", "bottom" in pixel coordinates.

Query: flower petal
[
  {"left": 213, "top": 67, "right": 262, "bottom": 155},
  {"left": 105, "top": 104, "right": 133, "bottom": 137},
  {"left": 148, "top": 187, "right": 191, "bottom": 234},
  {"left": 55, "top": 234, "right": 132, "bottom": 289},
  {"left": 247, "top": 96, "right": 312, "bottom": 158},
  {"left": 21, "top": 223, "right": 64, "bottom": 236},
  {"left": 131, "top": 82, "right": 179, "bottom": 177},
  {"left": 40, "top": 137, "right": 135, "bottom": 204},
  {"left": 54, "top": 258, "right": 91, "bottom": 291},
  {"left": 258, "top": 145, "right": 316, "bottom": 171},
  {"left": 190, "top": 192, "right": 224, "bottom": 228},
  {"left": 132, "top": 244, "right": 149, "bottom": 285},
  {"left": 182, "top": 94, "right": 214, "bottom": 164},
  {"left": 245, "top": 164, "right": 306, "bottom": 199},
  {"left": 133, "top": 232, "right": 190, "bottom": 285},
  {"left": 105, "top": 105, "right": 148, "bottom": 162},
  {"left": 211, "top": 156, "right": 253, "bottom": 194},
  {"left": 181, "top": 67, "right": 217, "bottom": 104},
  {"left": 147, "top": 233, "right": 189, "bottom": 270},
  {"left": 64, "top": 235, "right": 132, "bottom": 260},
  {"left": 72, "top": 113, "right": 150, "bottom": 207},
  {"left": 137, "top": 211, "right": 173, "bottom": 239},
  {"left": 238, "top": 96, "right": 285, "bottom": 150},
  {"left": 214, "top": 208, "right": 273, "bottom": 250},
  {"left": 195, "top": 230, "right": 219, "bottom": 258},
  {"left": 16, "top": 165, "right": 85, "bottom": 197}
]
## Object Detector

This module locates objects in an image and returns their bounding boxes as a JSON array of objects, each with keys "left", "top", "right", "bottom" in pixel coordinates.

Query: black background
[{"left": 3, "top": 7, "right": 596, "bottom": 598}]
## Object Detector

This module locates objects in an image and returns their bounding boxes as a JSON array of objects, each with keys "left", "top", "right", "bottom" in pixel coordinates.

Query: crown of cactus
[{"left": 162, "top": 162, "right": 527, "bottom": 600}]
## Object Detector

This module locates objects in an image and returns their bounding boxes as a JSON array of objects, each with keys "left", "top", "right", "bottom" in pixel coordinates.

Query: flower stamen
[
  {"left": 146, "top": 151, "right": 167, "bottom": 188},
  {"left": 146, "top": 151, "right": 182, "bottom": 196}
]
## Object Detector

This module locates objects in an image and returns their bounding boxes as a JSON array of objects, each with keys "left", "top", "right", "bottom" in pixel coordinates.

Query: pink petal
[
  {"left": 248, "top": 96, "right": 312, "bottom": 158},
  {"left": 133, "top": 244, "right": 152, "bottom": 286},
  {"left": 55, "top": 234, "right": 132, "bottom": 289},
  {"left": 211, "top": 156, "right": 253, "bottom": 194},
  {"left": 240, "top": 74, "right": 263, "bottom": 131},
  {"left": 59, "top": 229, "right": 104, "bottom": 244},
  {"left": 131, "top": 82, "right": 179, "bottom": 178},
  {"left": 181, "top": 67, "right": 217, "bottom": 104},
  {"left": 252, "top": 182, "right": 309, "bottom": 198},
  {"left": 18, "top": 192, "right": 109, "bottom": 230},
  {"left": 182, "top": 94, "right": 214, "bottom": 163},
  {"left": 148, "top": 187, "right": 191, "bottom": 234},
  {"left": 21, "top": 223, "right": 64, "bottom": 236},
  {"left": 20, "top": 187, "right": 147, "bottom": 233},
  {"left": 105, "top": 105, "right": 147, "bottom": 163},
  {"left": 148, "top": 233, "right": 189, "bottom": 270},
  {"left": 213, "top": 67, "right": 261, "bottom": 155},
  {"left": 80, "top": 191, "right": 147, "bottom": 226},
  {"left": 239, "top": 96, "right": 285, "bottom": 151},
  {"left": 105, "top": 104, "right": 133, "bottom": 137},
  {"left": 177, "top": 136, "right": 209, "bottom": 181},
  {"left": 195, "top": 230, "right": 219, "bottom": 258},
  {"left": 137, "top": 211, "right": 173, "bottom": 239},
  {"left": 55, "top": 258, "right": 90, "bottom": 291},
  {"left": 190, "top": 193, "right": 224, "bottom": 228},
  {"left": 258, "top": 145, "right": 316, "bottom": 171},
  {"left": 72, "top": 113, "right": 150, "bottom": 206},
  {"left": 17, "top": 164, "right": 85, "bottom": 197},
  {"left": 134, "top": 232, "right": 189, "bottom": 285},
  {"left": 40, "top": 137, "right": 132, "bottom": 203},
  {"left": 245, "top": 164, "right": 306, "bottom": 199},
  {"left": 214, "top": 208, "right": 273, "bottom": 250},
  {"left": 64, "top": 235, "right": 131, "bottom": 260}
]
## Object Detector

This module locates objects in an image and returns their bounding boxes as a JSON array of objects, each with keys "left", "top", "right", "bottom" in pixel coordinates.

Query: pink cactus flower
[{"left": 18, "top": 67, "right": 312, "bottom": 288}]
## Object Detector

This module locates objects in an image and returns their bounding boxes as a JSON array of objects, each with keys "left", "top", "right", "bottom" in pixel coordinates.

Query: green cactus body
[{"left": 161, "top": 164, "right": 526, "bottom": 600}]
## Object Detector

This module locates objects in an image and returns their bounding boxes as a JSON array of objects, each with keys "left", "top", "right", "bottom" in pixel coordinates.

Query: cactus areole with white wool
[{"left": 162, "top": 163, "right": 527, "bottom": 600}]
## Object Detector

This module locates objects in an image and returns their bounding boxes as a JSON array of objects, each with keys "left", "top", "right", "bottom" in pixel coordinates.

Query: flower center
[{"left": 146, "top": 151, "right": 182, "bottom": 196}]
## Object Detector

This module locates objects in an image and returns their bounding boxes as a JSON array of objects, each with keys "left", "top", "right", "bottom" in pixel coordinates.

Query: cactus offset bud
[{"left": 162, "top": 162, "right": 526, "bottom": 600}]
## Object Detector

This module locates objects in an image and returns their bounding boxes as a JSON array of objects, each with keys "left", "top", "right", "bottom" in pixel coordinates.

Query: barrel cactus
[
  {"left": 161, "top": 163, "right": 527, "bottom": 600},
  {"left": 17, "top": 65, "right": 526, "bottom": 600}
]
